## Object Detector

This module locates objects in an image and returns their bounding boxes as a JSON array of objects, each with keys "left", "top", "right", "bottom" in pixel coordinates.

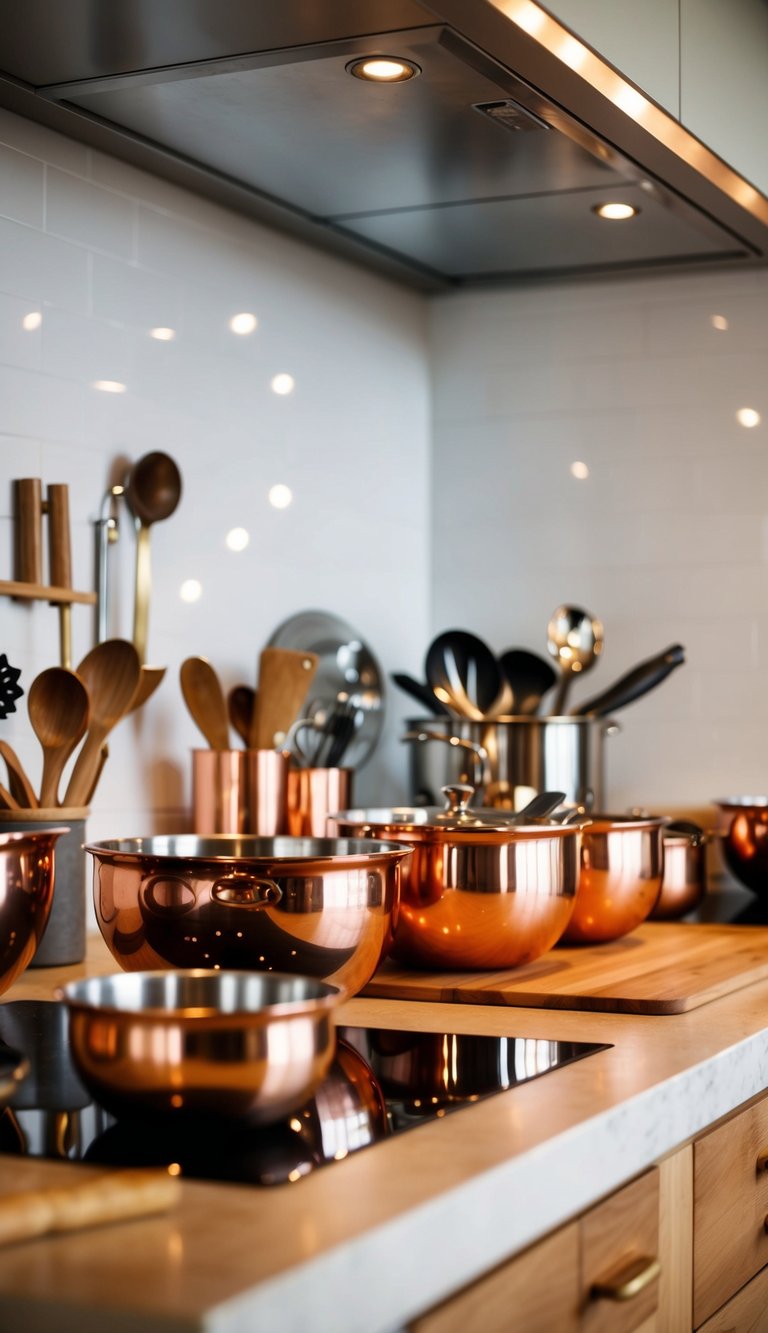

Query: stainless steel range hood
[{"left": 1, "top": 0, "right": 766, "bottom": 289}]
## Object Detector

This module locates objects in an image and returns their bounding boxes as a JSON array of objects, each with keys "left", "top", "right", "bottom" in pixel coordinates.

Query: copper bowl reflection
[
  {"left": 0, "top": 828, "right": 68, "bottom": 996},
  {"left": 85, "top": 836, "right": 411, "bottom": 996},
  {"left": 562, "top": 814, "right": 664, "bottom": 943},
  {"left": 715, "top": 798, "right": 768, "bottom": 894},
  {"left": 59, "top": 969, "right": 343, "bottom": 1124}
]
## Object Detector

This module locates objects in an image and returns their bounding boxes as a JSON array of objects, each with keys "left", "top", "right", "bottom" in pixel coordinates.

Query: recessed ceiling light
[
  {"left": 150, "top": 326, "right": 176, "bottom": 341},
  {"left": 92, "top": 379, "right": 127, "bottom": 393},
  {"left": 347, "top": 56, "right": 421, "bottom": 83},
  {"left": 225, "top": 527, "right": 250, "bottom": 552},
  {"left": 22, "top": 311, "right": 42, "bottom": 331},
  {"left": 570, "top": 461, "right": 589, "bottom": 480},
  {"left": 269, "top": 484, "right": 293, "bottom": 510},
  {"left": 711, "top": 315, "right": 729, "bottom": 331},
  {"left": 229, "top": 312, "right": 258, "bottom": 335},
  {"left": 271, "top": 373, "right": 295, "bottom": 396},
  {"left": 593, "top": 202, "right": 639, "bottom": 220},
  {"left": 180, "top": 579, "right": 202, "bottom": 603},
  {"left": 736, "top": 407, "right": 761, "bottom": 428}
]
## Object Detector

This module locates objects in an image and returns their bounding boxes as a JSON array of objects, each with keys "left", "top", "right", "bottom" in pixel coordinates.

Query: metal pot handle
[
  {"left": 211, "top": 874, "right": 283, "bottom": 907},
  {"left": 401, "top": 729, "right": 490, "bottom": 789}
]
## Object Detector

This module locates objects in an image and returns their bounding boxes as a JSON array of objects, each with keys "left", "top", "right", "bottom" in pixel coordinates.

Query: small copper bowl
[
  {"left": 0, "top": 828, "right": 69, "bottom": 996},
  {"left": 562, "top": 814, "right": 664, "bottom": 944},
  {"left": 650, "top": 822, "right": 707, "bottom": 920},
  {"left": 59, "top": 969, "right": 342, "bottom": 1123},
  {"left": 715, "top": 798, "right": 768, "bottom": 894}
]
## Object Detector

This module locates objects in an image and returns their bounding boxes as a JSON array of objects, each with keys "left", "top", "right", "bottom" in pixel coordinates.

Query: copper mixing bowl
[
  {"left": 85, "top": 836, "right": 411, "bottom": 996},
  {"left": 60, "top": 969, "right": 342, "bottom": 1124},
  {"left": 714, "top": 798, "right": 768, "bottom": 893},
  {"left": 328, "top": 804, "right": 580, "bottom": 970},
  {"left": 562, "top": 814, "right": 664, "bottom": 943},
  {"left": 0, "top": 828, "right": 68, "bottom": 996}
]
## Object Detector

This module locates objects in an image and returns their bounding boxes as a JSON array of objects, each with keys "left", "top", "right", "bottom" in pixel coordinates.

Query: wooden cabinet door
[
  {"left": 581, "top": 1169, "right": 661, "bottom": 1333},
  {"left": 410, "top": 1222, "right": 580, "bottom": 1333},
  {"left": 694, "top": 1094, "right": 768, "bottom": 1325}
]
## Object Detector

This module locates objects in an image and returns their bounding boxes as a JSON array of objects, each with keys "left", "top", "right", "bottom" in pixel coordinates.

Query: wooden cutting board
[{"left": 362, "top": 922, "right": 768, "bottom": 1015}]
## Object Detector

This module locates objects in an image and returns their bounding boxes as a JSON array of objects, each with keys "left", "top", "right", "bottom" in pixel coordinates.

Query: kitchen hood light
[
  {"left": 180, "top": 579, "right": 202, "bottom": 602},
  {"left": 593, "top": 202, "right": 638, "bottom": 221},
  {"left": 271, "top": 373, "right": 295, "bottom": 396},
  {"left": 347, "top": 57, "right": 420, "bottom": 83},
  {"left": 92, "top": 379, "right": 126, "bottom": 393},
  {"left": 22, "top": 311, "right": 42, "bottom": 331},
  {"left": 269, "top": 484, "right": 293, "bottom": 510},
  {"left": 570, "top": 461, "right": 589, "bottom": 480},
  {"left": 736, "top": 407, "right": 761, "bottom": 428},
  {"left": 229, "top": 312, "right": 258, "bottom": 335},
  {"left": 150, "top": 326, "right": 176, "bottom": 341},
  {"left": 711, "top": 315, "right": 729, "bottom": 331},
  {"left": 225, "top": 526, "right": 249, "bottom": 552}
]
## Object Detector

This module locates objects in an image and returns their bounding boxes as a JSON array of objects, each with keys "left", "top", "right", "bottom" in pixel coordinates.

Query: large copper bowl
[
  {"left": 328, "top": 804, "right": 580, "bottom": 969},
  {"left": 60, "top": 969, "right": 342, "bottom": 1124},
  {"left": 85, "top": 836, "right": 411, "bottom": 996},
  {"left": 714, "top": 798, "right": 768, "bottom": 893},
  {"left": 0, "top": 828, "right": 69, "bottom": 996},
  {"left": 562, "top": 814, "right": 664, "bottom": 943}
]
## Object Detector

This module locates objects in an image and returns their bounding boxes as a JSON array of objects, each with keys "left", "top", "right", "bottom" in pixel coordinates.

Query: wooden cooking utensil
[
  {"left": 63, "top": 639, "right": 142, "bottom": 807},
  {"left": 228, "top": 685, "right": 257, "bottom": 747},
  {"left": 250, "top": 648, "right": 319, "bottom": 750},
  {"left": 0, "top": 782, "right": 20, "bottom": 811},
  {"left": 0, "top": 739, "right": 39, "bottom": 808},
  {"left": 180, "top": 657, "right": 230, "bottom": 750},
  {"left": 47, "top": 482, "right": 73, "bottom": 669},
  {"left": 28, "top": 667, "right": 90, "bottom": 807},
  {"left": 0, "top": 1167, "right": 180, "bottom": 1247},
  {"left": 124, "top": 452, "right": 182, "bottom": 664},
  {"left": 127, "top": 664, "right": 167, "bottom": 715}
]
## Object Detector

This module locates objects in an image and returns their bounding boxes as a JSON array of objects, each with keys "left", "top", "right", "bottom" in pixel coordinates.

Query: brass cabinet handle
[
  {"left": 756, "top": 1148, "right": 768, "bottom": 1172},
  {"left": 591, "top": 1255, "right": 661, "bottom": 1302}
]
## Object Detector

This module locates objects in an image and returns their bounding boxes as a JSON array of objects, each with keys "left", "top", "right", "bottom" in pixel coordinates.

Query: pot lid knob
[{"left": 441, "top": 784, "right": 475, "bottom": 814}]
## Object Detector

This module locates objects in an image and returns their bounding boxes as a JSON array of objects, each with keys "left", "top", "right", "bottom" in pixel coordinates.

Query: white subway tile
[
  {"left": 0, "top": 143, "right": 44, "bottom": 227},
  {"left": 92, "top": 253, "right": 183, "bottom": 332},
  {"left": 0, "top": 291, "right": 43, "bottom": 371},
  {"left": 0, "top": 215, "right": 89, "bottom": 310},
  {"left": 46, "top": 166, "right": 136, "bottom": 260},
  {"left": 0, "top": 107, "right": 89, "bottom": 176}
]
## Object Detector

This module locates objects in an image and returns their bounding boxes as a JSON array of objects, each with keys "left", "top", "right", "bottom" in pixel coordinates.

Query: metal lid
[{"left": 333, "top": 785, "right": 573, "bottom": 833}]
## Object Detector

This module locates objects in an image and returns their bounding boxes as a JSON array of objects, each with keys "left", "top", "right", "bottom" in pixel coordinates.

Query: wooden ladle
[
  {"left": 28, "top": 667, "right": 90, "bottom": 807},
  {"left": 180, "top": 658, "right": 230, "bottom": 750},
  {"left": 124, "top": 452, "right": 182, "bottom": 664},
  {"left": 63, "top": 640, "right": 142, "bottom": 807}
]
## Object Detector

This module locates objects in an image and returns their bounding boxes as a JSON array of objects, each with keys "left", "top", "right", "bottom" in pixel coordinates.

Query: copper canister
[
  {"left": 287, "top": 768, "right": 353, "bottom": 838},
  {"left": 192, "top": 750, "right": 288, "bottom": 836}
]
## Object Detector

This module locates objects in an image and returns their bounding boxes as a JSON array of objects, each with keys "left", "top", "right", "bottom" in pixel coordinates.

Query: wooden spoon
[
  {"left": 0, "top": 739, "right": 39, "bottom": 808},
  {"left": 250, "top": 648, "right": 319, "bottom": 750},
  {"left": 28, "top": 667, "right": 90, "bottom": 807},
  {"left": 127, "top": 665, "right": 167, "bottom": 714},
  {"left": 63, "top": 639, "right": 142, "bottom": 807},
  {"left": 228, "top": 686, "right": 257, "bottom": 747},
  {"left": 180, "top": 658, "right": 230, "bottom": 750},
  {"left": 124, "top": 452, "right": 182, "bottom": 664}
]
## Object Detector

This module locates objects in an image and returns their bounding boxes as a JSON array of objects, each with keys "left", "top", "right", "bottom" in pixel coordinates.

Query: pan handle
[
  {"left": 401, "top": 729, "right": 490, "bottom": 790},
  {"left": 571, "top": 645, "right": 685, "bottom": 718},
  {"left": 211, "top": 874, "right": 283, "bottom": 907}
]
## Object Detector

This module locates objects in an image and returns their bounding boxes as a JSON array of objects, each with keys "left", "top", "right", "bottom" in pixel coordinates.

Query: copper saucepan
[
  {"left": 562, "top": 814, "right": 665, "bottom": 943},
  {"left": 328, "top": 786, "right": 583, "bottom": 970}
]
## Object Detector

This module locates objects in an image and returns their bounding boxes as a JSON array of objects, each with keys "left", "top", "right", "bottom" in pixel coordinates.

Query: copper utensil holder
[
  {"left": 287, "top": 767, "right": 353, "bottom": 838},
  {"left": 192, "top": 750, "right": 288, "bottom": 835}
]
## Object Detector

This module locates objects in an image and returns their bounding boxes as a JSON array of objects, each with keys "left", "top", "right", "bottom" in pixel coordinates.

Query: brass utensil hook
[{"left": 95, "top": 484, "right": 124, "bottom": 644}]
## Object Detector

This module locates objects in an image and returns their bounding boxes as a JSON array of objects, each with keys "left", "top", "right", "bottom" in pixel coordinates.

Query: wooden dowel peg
[{"left": 13, "top": 478, "right": 43, "bottom": 584}]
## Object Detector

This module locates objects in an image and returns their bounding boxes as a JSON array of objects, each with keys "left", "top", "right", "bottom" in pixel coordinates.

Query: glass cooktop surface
[{"left": 0, "top": 1000, "right": 610, "bottom": 1188}]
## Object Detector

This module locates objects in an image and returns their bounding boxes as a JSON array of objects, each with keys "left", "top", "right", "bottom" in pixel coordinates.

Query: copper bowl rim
[
  {"left": 84, "top": 835, "right": 413, "bottom": 868},
  {"left": 57, "top": 968, "right": 343, "bottom": 1022},
  {"left": 582, "top": 814, "right": 666, "bottom": 833},
  {"left": 0, "top": 827, "right": 71, "bottom": 849},
  {"left": 328, "top": 811, "right": 583, "bottom": 841},
  {"left": 713, "top": 797, "right": 768, "bottom": 810}
]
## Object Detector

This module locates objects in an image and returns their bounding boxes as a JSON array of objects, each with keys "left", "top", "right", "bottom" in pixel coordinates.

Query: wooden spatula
[
  {"left": 63, "top": 639, "right": 142, "bottom": 807},
  {"left": 179, "top": 657, "right": 230, "bottom": 750},
  {"left": 250, "top": 648, "right": 319, "bottom": 750}
]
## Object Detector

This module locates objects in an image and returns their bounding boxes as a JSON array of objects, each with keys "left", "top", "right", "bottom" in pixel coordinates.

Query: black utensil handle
[
  {"left": 572, "top": 645, "right": 685, "bottom": 718},
  {"left": 391, "top": 674, "right": 450, "bottom": 716}
]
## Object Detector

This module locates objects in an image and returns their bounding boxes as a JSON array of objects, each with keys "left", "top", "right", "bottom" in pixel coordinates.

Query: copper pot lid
[{"left": 333, "top": 785, "right": 581, "bottom": 835}]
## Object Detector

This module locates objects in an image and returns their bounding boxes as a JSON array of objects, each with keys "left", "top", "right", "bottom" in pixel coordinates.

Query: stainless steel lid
[{"left": 331, "top": 785, "right": 577, "bottom": 834}]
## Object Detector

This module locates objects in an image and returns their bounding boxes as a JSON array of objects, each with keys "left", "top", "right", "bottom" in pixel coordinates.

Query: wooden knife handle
[
  {"left": 47, "top": 483, "right": 72, "bottom": 590},
  {"left": 0, "top": 1168, "right": 181, "bottom": 1247},
  {"left": 250, "top": 648, "right": 319, "bottom": 750},
  {"left": 13, "top": 478, "right": 43, "bottom": 584}
]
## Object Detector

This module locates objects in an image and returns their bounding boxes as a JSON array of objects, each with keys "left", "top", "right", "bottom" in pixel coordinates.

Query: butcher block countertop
[{"left": 3, "top": 926, "right": 768, "bottom": 1333}]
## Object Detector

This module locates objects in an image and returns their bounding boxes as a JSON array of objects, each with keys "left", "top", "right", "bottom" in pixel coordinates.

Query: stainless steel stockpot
[
  {"left": 328, "top": 790, "right": 582, "bottom": 970},
  {"left": 85, "top": 836, "right": 412, "bottom": 996},
  {"left": 403, "top": 716, "right": 619, "bottom": 811}
]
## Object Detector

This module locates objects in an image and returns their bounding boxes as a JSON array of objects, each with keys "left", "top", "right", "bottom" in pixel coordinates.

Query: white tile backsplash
[
  {"left": 430, "top": 267, "right": 768, "bottom": 809},
  {"left": 0, "top": 112, "right": 430, "bottom": 841}
]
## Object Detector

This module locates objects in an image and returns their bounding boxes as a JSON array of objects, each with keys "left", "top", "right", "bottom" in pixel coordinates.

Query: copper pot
[
  {"left": 650, "top": 822, "right": 707, "bottom": 920},
  {"left": 60, "top": 969, "right": 342, "bottom": 1124},
  {"left": 0, "top": 828, "right": 69, "bottom": 996},
  {"left": 562, "top": 814, "right": 664, "bottom": 943},
  {"left": 328, "top": 788, "right": 581, "bottom": 970},
  {"left": 85, "top": 835, "right": 411, "bottom": 996},
  {"left": 714, "top": 798, "right": 768, "bottom": 893}
]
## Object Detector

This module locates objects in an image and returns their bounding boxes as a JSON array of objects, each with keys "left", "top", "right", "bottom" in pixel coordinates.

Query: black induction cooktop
[{"left": 0, "top": 1001, "right": 610, "bottom": 1188}]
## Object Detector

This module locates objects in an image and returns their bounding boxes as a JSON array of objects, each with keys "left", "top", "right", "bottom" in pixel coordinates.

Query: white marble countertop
[{"left": 3, "top": 930, "right": 768, "bottom": 1332}]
